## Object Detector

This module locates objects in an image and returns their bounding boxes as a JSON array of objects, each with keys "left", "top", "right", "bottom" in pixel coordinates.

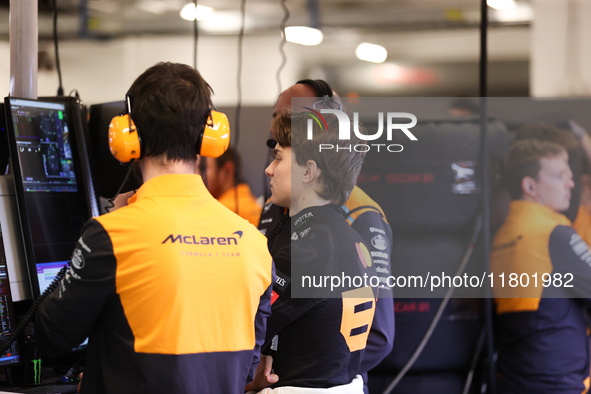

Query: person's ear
[
  {"left": 522, "top": 176, "right": 537, "bottom": 198},
  {"left": 302, "top": 160, "right": 319, "bottom": 184}
]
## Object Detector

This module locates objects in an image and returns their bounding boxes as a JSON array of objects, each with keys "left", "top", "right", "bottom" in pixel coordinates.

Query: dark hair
[
  {"left": 127, "top": 62, "right": 213, "bottom": 163},
  {"left": 514, "top": 122, "right": 580, "bottom": 151},
  {"left": 272, "top": 110, "right": 366, "bottom": 206},
  {"left": 214, "top": 146, "right": 244, "bottom": 184},
  {"left": 295, "top": 79, "right": 343, "bottom": 110},
  {"left": 296, "top": 79, "right": 334, "bottom": 97},
  {"left": 502, "top": 139, "right": 566, "bottom": 199},
  {"left": 272, "top": 111, "right": 291, "bottom": 148}
]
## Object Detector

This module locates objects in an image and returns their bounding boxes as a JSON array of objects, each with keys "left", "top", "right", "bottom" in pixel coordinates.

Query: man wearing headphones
[
  {"left": 258, "top": 80, "right": 394, "bottom": 393},
  {"left": 35, "top": 62, "right": 274, "bottom": 394}
]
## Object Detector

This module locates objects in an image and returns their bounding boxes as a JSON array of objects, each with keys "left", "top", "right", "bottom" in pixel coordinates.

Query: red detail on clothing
[{"left": 271, "top": 291, "right": 279, "bottom": 305}]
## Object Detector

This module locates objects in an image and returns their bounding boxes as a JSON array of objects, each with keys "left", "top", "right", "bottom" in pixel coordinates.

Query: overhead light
[
  {"left": 356, "top": 43, "right": 387, "bottom": 64},
  {"left": 487, "top": 0, "right": 516, "bottom": 10},
  {"left": 285, "top": 26, "right": 323, "bottom": 46},
  {"left": 199, "top": 11, "right": 253, "bottom": 33},
  {"left": 490, "top": 2, "right": 533, "bottom": 22},
  {"left": 180, "top": 3, "right": 215, "bottom": 21}
]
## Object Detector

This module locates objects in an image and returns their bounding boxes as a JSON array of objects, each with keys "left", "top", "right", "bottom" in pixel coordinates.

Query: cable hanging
[
  {"left": 234, "top": 0, "right": 246, "bottom": 150},
  {"left": 232, "top": 0, "right": 247, "bottom": 218},
  {"left": 276, "top": 0, "right": 289, "bottom": 98},
  {"left": 193, "top": 0, "right": 199, "bottom": 69},
  {"left": 53, "top": 0, "right": 64, "bottom": 96}
]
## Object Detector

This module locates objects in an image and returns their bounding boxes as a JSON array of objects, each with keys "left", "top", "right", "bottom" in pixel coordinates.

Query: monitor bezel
[{"left": 4, "top": 96, "right": 93, "bottom": 299}]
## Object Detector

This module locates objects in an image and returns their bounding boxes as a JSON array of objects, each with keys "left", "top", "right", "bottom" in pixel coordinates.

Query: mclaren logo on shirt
[{"left": 162, "top": 230, "right": 243, "bottom": 245}]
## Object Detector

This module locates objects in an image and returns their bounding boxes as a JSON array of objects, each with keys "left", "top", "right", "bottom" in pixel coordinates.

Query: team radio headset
[{"left": 108, "top": 95, "right": 230, "bottom": 163}]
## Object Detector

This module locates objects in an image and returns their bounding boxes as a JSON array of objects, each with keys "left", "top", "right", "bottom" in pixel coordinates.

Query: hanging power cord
[
  {"left": 479, "top": 0, "right": 496, "bottom": 392},
  {"left": 381, "top": 216, "right": 483, "bottom": 394},
  {"left": 233, "top": 0, "right": 247, "bottom": 217},
  {"left": 0, "top": 266, "right": 68, "bottom": 355},
  {"left": 104, "top": 163, "right": 135, "bottom": 213},
  {"left": 53, "top": 0, "right": 64, "bottom": 96},
  {"left": 69, "top": 89, "right": 80, "bottom": 101},
  {"left": 193, "top": 0, "right": 199, "bottom": 69},
  {"left": 234, "top": 0, "right": 246, "bottom": 149},
  {"left": 276, "top": 0, "right": 289, "bottom": 98},
  {"left": 462, "top": 327, "right": 486, "bottom": 394}
]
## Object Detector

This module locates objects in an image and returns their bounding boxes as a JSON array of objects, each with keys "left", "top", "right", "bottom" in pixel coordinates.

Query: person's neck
[
  {"left": 290, "top": 190, "right": 331, "bottom": 217},
  {"left": 519, "top": 196, "right": 557, "bottom": 213},
  {"left": 140, "top": 156, "right": 197, "bottom": 183}
]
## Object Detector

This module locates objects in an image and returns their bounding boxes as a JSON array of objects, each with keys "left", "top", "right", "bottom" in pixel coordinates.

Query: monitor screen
[
  {"left": 9, "top": 99, "right": 77, "bottom": 192},
  {"left": 5, "top": 97, "right": 92, "bottom": 298},
  {"left": 0, "top": 224, "right": 20, "bottom": 366}
]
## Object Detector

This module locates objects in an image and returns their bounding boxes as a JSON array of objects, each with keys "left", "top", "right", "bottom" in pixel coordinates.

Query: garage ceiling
[{"left": 0, "top": 0, "right": 531, "bottom": 39}]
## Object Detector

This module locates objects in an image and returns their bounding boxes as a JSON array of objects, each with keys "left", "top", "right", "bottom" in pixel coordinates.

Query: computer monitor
[{"left": 4, "top": 97, "right": 95, "bottom": 299}]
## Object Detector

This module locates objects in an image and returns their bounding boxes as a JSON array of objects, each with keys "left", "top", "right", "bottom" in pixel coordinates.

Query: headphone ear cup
[
  {"left": 198, "top": 111, "right": 230, "bottom": 158},
  {"left": 109, "top": 114, "right": 142, "bottom": 163}
]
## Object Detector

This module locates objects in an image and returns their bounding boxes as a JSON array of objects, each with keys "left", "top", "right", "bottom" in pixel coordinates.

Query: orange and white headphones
[{"left": 108, "top": 95, "right": 230, "bottom": 162}]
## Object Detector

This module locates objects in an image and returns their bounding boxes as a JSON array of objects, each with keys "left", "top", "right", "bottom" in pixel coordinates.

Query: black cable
[
  {"left": 53, "top": 0, "right": 64, "bottom": 96},
  {"left": 68, "top": 89, "right": 80, "bottom": 100},
  {"left": 6, "top": 366, "right": 14, "bottom": 386},
  {"left": 0, "top": 266, "right": 68, "bottom": 355},
  {"left": 381, "top": 216, "right": 483, "bottom": 394},
  {"left": 232, "top": 0, "right": 247, "bottom": 218},
  {"left": 276, "top": 0, "right": 289, "bottom": 98},
  {"left": 234, "top": 0, "right": 246, "bottom": 150},
  {"left": 104, "top": 163, "right": 135, "bottom": 213},
  {"left": 479, "top": 1, "right": 495, "bottom": 393},
  {"left": 462, "top": 327, "right": 486, "bottom": 394},
  {"left": 193, "top": 0, "right": 199, "bottom": 70},
  {"left": 480, "top": 0, "right": 488, "bottom": 99}
]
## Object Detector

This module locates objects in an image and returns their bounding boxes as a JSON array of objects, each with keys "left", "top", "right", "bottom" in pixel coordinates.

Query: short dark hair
[
  {"left": 127, "top": 62, "right": 213, "bottom": 163},
  {"left": 296, "top": 79, "right": 343, "bottom": 111},
  {"left": 514, "top": 122, "right": 580, "bottom": 151},
  {"left": 272, "top": 111, "right": 291, "bottom": 148},
  {"left": 502, "top": 139, "right": 566, "bottom": 199},
  {"left": 214, "top": 146, "right": 244, "bottom": 184},
  {"left": 272, "top": 110, "right": 366, "bottom": 206}
]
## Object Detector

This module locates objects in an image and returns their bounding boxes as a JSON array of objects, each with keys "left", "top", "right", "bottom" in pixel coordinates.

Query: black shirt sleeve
[
  {"left": 350, "top": 211, "right": 395, "bottom": 373},
  {"left": 35, "top": 219, "right": 117, "bottom": 357},
  {"left": 548, "top": 225, "right": 591, "bottom": 302}
]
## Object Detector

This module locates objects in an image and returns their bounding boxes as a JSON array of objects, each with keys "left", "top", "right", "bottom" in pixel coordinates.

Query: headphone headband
[
  {"left": 296, "top": 79, "right": 334, "bottom": 98},
  {"left": 108, "top": 99, "right": 230, "bottom": 163}
]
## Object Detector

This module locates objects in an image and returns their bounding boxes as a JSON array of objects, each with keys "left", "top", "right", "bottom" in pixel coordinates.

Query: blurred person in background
[{"left": 203, "top": 146, "right": 262, "bottom": 226}]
